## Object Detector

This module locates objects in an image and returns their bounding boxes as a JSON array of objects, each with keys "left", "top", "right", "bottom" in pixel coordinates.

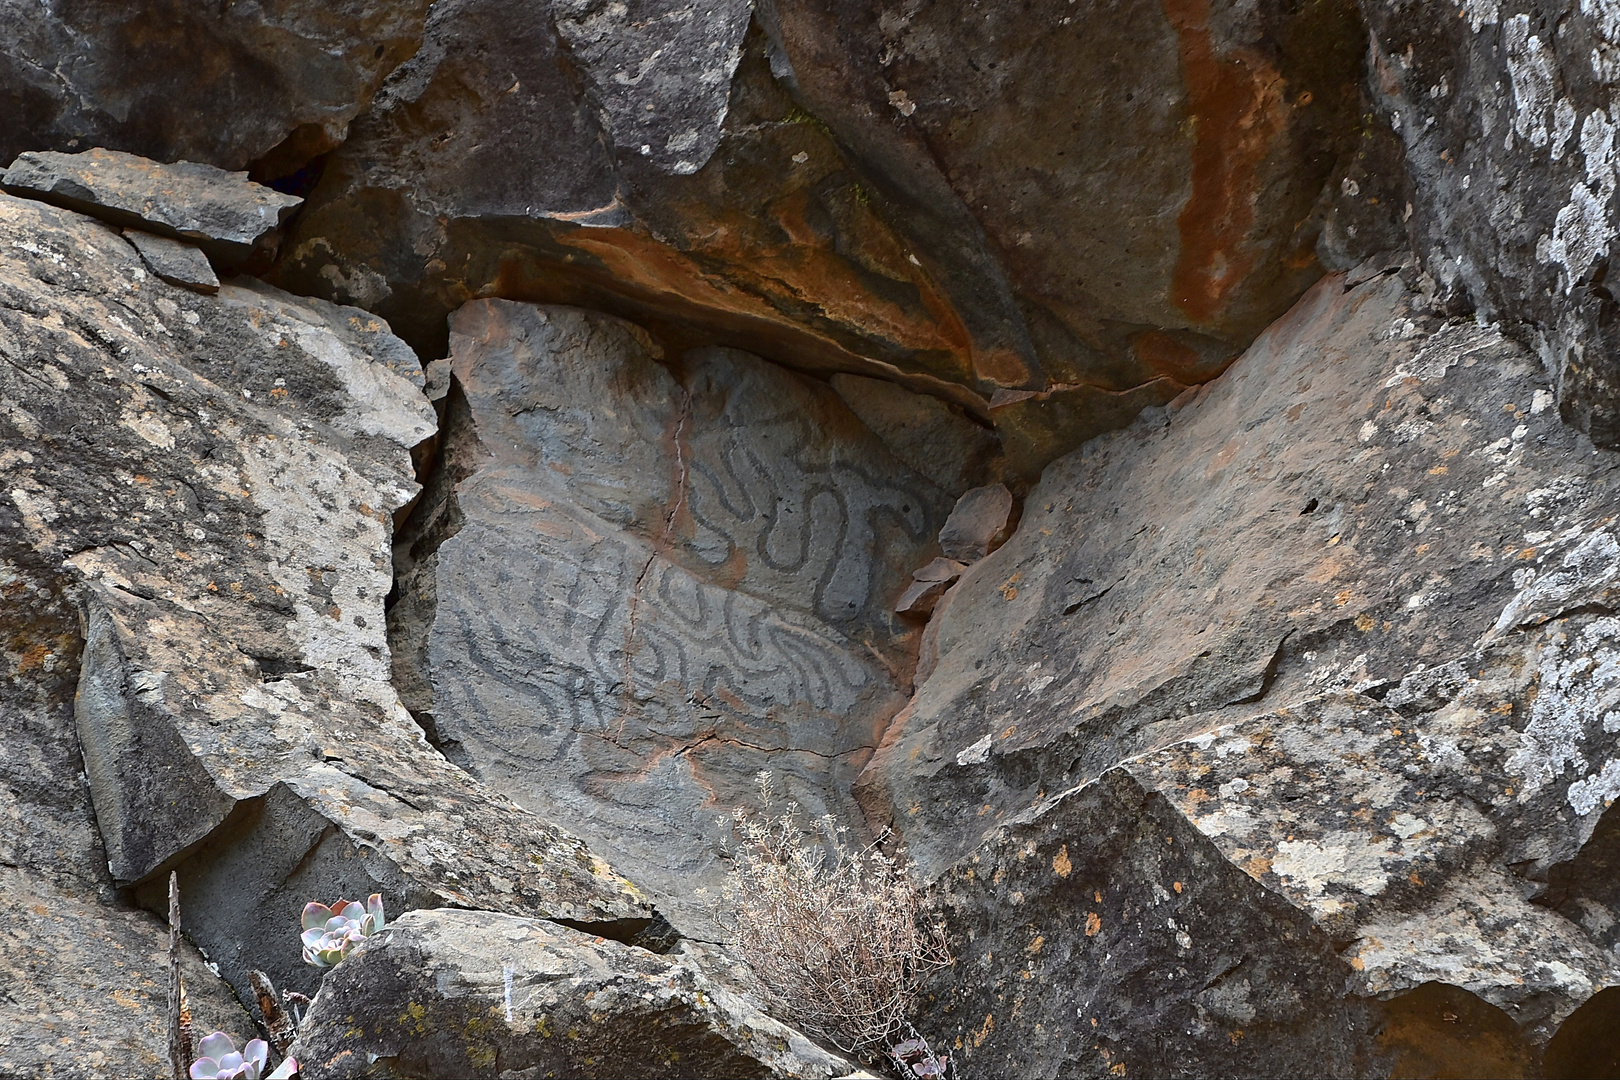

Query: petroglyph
[{"left": 423, "top": 301, "right": 953, "bottom": 928}]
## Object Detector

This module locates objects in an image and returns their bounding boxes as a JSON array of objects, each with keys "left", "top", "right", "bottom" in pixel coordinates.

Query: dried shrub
[{"left": 718, "top": 775, "right": 951, "bottom": 1062}]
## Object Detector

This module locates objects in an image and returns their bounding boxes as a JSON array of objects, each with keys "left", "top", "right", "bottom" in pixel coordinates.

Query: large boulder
[
  {"left": 865, "top": 265, "right": 1620, "bottom": 1071},
  {"left": 289, "top": 908, "right": 866, "bottom": 1079},
  {"left": 0, "top": 0, "right": 431, "bottom": 174},
  {"left": 392, "top": 298, "right": 954, "bottom": 929},
  {"left": 269, "top": 0, "right": 1372, "bottom": 470},
  {"left": 1354, "top": 0, "right": 1620, "bottom": 449},
  {"left": 0, "top": 185, "right": 656, "bottom": 1027},
  {"left": 269, "top": 3, "right": 1008, "bottom": 407}
]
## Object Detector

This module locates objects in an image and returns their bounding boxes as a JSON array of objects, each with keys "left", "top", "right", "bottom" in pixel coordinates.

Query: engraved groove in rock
[{"left": 426, "top": 303, "right": 950, "bottom": 926}]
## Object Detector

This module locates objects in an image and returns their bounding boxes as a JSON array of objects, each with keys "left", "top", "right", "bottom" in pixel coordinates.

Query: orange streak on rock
[
  {"left": 1165, "top": 0, "right": 1288, "bottom": 325},
  {"left": 551, "top": 199, "right": 980, "bottom": 384}
]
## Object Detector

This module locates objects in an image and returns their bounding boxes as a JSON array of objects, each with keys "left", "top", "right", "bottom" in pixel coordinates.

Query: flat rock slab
[
  {"left": 123, "top": 229, "right": 219, "bottom": 293},
  {"left": 3, "top": 148, "right": 301, "bottom": 262},
  {"left": 291, "top": 908, "right": 865, "bottom": 1079},
  {"left": 419, "top": 299, "right": 953, "bottom": 929},
  {"left": 0, "top": 191, "right": 652, "bottom": 1017},
  {"left": 873, "top": 268, "right": 1620, "bottom": 878}
]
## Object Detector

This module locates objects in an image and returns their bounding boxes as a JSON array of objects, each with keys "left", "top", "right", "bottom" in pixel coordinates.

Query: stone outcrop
[
  {"left": 265, "top": 0, "right": 1372, "bottom": 470},
  {"left": 395, "top": 298, "right": 954, "bottom": 929},
  {"left": 0, "top": 188, "right": 657, "bottom": 1023},
  {"left": 1353, "top": 0, "right": 1620, "bottom": 450},
  {"left": 290, "top": 908, "right": 866, "bottom": 1079},
  {"left": 862, "top": 265, "right": 1620, "bottom": 1073},
  {"left": 5, "top": 0, "right": 1620, "bottom": 1074}
]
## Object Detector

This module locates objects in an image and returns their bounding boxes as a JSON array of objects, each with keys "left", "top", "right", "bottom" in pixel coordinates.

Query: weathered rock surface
[
  {"left": 290, "top": 908, "right": 866, "bottom": 1079},
  {"left": 0, "top": 204, "right": 252, "bottom": 1077},
  {"left": 3, "top": 149, "right": 303, "bottom": 263},
  {"left": 398, "top": 299, "right": 953, "bottom": 929},
  {"left": 269, "top": 0, "right": 1371, "bottom": 468},
  {"left": 0, "top": 872, "right": 258, "bottom": 1078},
  {"left": 870, "top": 265, "right": 1620, "bottom": 874},
  {"left": 123, "top": 229, "right": 220, "bottom": 294},
  {"left": 10, "top": 4, "right": 1620, "bottom": 1076},
  {"left": 270, "top": 6, "right": 1010, "bottom": 407},
  {"left": 0, "top": 540, "right": 253, "bottom": 1079},
  {"left": 0, "top": 0, "right": 431, "bottom": 174},
  {"left": 826, "top": 373, "right": 998, "bottom": 493},
  {"left": 919, "top": 768, "right": 1565, "bottom": 1078},
  {"left": 868, "top": 267, "right": 1620, "bottom": 1072},
  {"left": 0, "top": 191, "right": 656, "bottom": 1035},
  {"left": 1354, "top": 0, "right": 1620, "bottom": 450},
  {"left": 765, "top": 0, "right": 1364, "bottom": 373}
]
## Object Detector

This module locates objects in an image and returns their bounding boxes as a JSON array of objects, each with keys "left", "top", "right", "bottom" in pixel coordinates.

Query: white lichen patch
[
  {"left": 1505, "top": 614, "right": 1620, "bottom": 814},
  {"left": 1491, "top": 529, "right": 1620, "bottom": 635},
  {"left": 1270, "top": 834, "right": 1395, "bottom": 905}
]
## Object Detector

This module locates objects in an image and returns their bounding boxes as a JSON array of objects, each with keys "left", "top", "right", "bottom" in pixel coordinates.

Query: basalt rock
[
  {"left": 0, "top": 0, "right": 432, "bottom": 174},
  {"left": 763, "top": 0, "right": 1366, "bottom": 379},
  {"left": 1354, "top": 0, "right": 1620, "bottom": 449},
  {"left": 289, "top": 908, "right": 867, "bottom": 1079},
  {"left": 871, "top": 266, "right": 1620, "bottom": 1072},
  {"left": 0, "top": 191, "right": 653, "bottom": 1019},
  {"left": 270, "top": 0, "right": 1372, "bottom": 469},
  {"left": 399, "top": 298, "right": 953, "bottom": 931},
  {"left": 123, "top": 229, "right": 221, "bottom": 294},
  {"left": 0, "top": 496, "right": 252, "bottom": 1080},
  {"left": 2, "top": 148, "right": 302, "bottom": 264}
]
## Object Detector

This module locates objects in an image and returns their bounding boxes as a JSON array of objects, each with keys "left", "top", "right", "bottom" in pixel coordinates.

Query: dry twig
[
  {"left": 249, "top": 970, "right": 297, "bottom": 1055},
  {"left": 167, "top": 872, "right": 193, "bottom": 1080}
]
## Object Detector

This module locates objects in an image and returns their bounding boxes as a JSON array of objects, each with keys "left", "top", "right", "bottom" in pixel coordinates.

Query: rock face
[
  {"left": 399, "top": 298, "right": 953, "bottom": 928},
  {"left": 0, "top": 198, "right": 255, "bottom": 1077},
  {"left": 3, "top": 148, "right": 303, "bottom": 263},
  {"left": 268, "top": 0, "right": 1370, "bottom": 468},
  {"left": 0, "top": 0, "right": 431, "bottom": 173},
  {"left": 290, "top": 908, "right": 865, "bottom": 1079},
  {"left": 1354, "top": 0, "right": 1620, "bottom": 450},
  {"left": 862, "top": 266, "right": 1620, "bottom": 1072},
  {"left": 7, "top": 1, "right": 1620, "bottom": 1075},
  {"left": 0, "top": 190, "right": 656, "bottom": 1023}
]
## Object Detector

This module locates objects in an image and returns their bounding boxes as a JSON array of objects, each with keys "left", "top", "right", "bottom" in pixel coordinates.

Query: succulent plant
[
  {"left": 189, "top": 1031, "right": 297, "bottom": 1079},
  {"left": 300, "top": 893, "right": 386, "bottom": 968}
]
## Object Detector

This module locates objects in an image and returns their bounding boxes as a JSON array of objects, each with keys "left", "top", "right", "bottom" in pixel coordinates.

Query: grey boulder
[
  {"left": 399, "top": 299, "right": 954, "bottom": 932},
  {"left": 875, "top": 264, "right": 1620, "bottom": 1073},
  {"left": 289, "top": 908, "right": 866, "bottom": 1079},
  {"left": 123, "top": 229, "right": 220, "bottom": 293}
]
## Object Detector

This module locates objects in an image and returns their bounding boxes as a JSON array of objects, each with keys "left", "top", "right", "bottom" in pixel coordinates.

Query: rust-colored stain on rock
[
  {"left": 1164, "top": 0, "right": 1288, "bottom": 325},
  {"left": 548, "top": 192, "right": 986, "bottom": 388}
]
